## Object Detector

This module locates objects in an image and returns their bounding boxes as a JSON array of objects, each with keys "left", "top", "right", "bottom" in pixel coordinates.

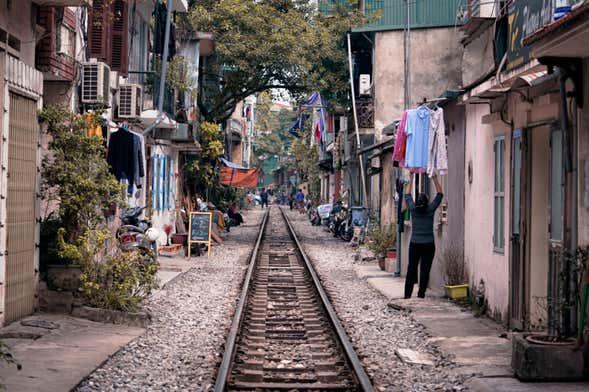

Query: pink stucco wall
[{"left": 464, "top": 103, "right": 510, "bottom": 322}]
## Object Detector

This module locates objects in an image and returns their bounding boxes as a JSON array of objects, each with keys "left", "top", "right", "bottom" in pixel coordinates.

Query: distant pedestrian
[
  {"left": 401, "top": 173, "right": 443, "bottom": 299},
  {"left": 288, "top": 195, "right": 294, "bottom": 210},
  {"left": 296, "top": 189, "right": 304, "bottom": 213},
  {"left": 260, "top": 188, "right": 269, "bottom": 209}
]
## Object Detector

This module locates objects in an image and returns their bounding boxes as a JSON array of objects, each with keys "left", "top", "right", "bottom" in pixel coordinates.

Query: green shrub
[
  {"left": 367, "top": 224, "right": 396, "bottom": 257},
  {"left": 80, "top": 250, "right": 159, "bottom": 312}
]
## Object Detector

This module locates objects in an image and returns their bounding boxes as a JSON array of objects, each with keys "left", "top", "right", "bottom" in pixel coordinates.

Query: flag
[
  {"left": 314, "top": 121, "right": 321, "bottom": 145},
  {"left": 300, "top": 92, "right": 321, "bottom": 109},
  {"left": 289, "top": 113, "right": 308, "bottom": 137},
  {"left": 300, "top": 92, "right": 325, "bottom": 147}
]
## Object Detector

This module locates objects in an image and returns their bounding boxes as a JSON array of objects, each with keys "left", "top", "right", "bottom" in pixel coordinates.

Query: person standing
[
  {"left": 402, "top": 173, "right": 443, "bottom": 298},
  {"left": 296, "top": 189, "right": 305, "bottom": 213},
  {"left": 260, "top": 188, "right": 269, "bottom": 209}
]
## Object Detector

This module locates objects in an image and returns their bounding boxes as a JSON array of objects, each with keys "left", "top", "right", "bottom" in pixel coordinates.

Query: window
[{"left": 494, "top": 136, "right": 506, "bottom": 252}]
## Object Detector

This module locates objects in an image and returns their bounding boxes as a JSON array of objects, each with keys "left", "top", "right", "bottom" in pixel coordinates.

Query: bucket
[
  {"left": 554, "top": 3, "right": 571, "bottom": 21},
  {"left": 350, "top": 206, "right": 367, "bottom": 227}
]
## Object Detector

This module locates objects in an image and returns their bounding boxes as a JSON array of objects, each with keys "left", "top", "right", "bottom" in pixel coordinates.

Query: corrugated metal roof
[{"left": 319, "top": 0, "right": 467, "bottom": 32}]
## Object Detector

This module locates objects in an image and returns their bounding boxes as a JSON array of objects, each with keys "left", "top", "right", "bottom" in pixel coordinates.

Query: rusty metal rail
[{"left": 214, "top": 207, "right": 373, "bottom": 391}]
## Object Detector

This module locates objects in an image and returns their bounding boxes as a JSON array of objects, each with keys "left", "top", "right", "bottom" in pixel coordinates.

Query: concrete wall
[
  {"left": 380, "top": 150, "right": 396, "bottom": 226},
  {"left": 464, "top": 102, "right": 511, "bottom": 322},
  {"left": 0, "top": 0, "right": 36, "bottom": 66},
  {"left": 373, "top": 27, "right": 463, "bottom": 140},
  {"left": 464, "top": 86, "right": 560, "bottom": 326},
  {"left": 578, "top": 59, "right": 589, "bottom": 248}
]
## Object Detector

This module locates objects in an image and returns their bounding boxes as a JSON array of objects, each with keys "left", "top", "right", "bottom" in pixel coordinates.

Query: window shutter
[
  {"left": 88, "top": 0, "right": 109, "bottom": 61},
  {"left": 110, "top": 0, "right": 129, "bottom": 76}
]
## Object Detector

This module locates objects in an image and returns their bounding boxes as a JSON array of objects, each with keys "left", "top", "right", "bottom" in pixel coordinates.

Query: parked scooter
[
  {"left": 116, "top": 207, "right": 159, "bottom": 264},
  {"left": 309, "top": 206, "right": 321, "bottom": 226},
  {"left": 336, "top": 207, "right": 354, "bottom": 242}
]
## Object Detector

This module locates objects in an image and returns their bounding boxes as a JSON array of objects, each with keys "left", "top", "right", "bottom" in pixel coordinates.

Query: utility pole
[
  {"left": 346, "top": 33, "right": 369, "bottom": 211},
  {"left": 395, "top": 0, "right": 411, "bottom": 277}
]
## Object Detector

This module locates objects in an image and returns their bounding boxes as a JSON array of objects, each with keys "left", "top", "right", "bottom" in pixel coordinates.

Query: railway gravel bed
[
  {"left": 285, "top": 210, "right": 466, "bottom": 392},
  {"left": 220, "top": 208, "right": 365, "bottom": 391},
  {"left": 76, "top": 210, "right": 265, "bottom": 392}
]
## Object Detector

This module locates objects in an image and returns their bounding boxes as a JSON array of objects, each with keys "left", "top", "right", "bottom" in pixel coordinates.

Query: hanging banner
[{"left": 220, "top": 167, "right": 261, "bottom": 188}]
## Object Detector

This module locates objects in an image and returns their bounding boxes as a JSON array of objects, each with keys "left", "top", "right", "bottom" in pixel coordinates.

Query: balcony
[
  {"left": 32, "top": 0, "right": 92, "bottom": 6},
  {"left": 460, "top": 0, "right": 497, "bottom": 41},
  {"left": 35, "top": 7, "right": 76, "bottom": 81},
  {"left": 356, "top": 98, "right": 374, "bottom": 129}
]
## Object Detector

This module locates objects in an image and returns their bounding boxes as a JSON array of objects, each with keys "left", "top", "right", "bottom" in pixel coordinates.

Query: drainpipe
[
  {"left": 558, "top": 68, "right": 578, "bottom": 336},
  {"left": 143, "top": 0, "right": 173, "bottom": 137}
]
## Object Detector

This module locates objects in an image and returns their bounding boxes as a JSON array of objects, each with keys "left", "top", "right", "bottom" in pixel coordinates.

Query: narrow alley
[{"left": 1, "top": 0, "right": 589, "bottom": 391}]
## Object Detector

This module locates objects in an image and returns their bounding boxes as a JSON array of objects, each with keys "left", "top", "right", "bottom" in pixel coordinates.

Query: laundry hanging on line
[
  {"left": 106, "top": 125, "right": 145, "bottom": 196},
  {"left": 392, "top": 104, "right": 448, "bottom": 176}
]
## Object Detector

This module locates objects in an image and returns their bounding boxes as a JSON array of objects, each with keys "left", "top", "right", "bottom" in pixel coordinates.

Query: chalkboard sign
[{"left": 188, "top": 212, "right": 212, "bottom": 257}]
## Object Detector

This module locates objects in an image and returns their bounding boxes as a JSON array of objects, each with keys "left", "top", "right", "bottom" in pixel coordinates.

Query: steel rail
[
  {"left": 279, "top": 207, "right": 374, "bottom": 392},
  {"left": 214, "top": 209, "right": 269, "bottom": 392}
]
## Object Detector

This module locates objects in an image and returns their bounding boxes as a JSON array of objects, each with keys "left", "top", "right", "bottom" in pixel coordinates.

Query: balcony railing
[{"left": 32, "top": 0, "right": 92, "bottom": 6}]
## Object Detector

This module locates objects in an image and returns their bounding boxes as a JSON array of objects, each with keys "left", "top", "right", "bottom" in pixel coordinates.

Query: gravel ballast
[
  {"left": 285, "top": 209, "right": 466, "bottom": 392},
  {"left": 76, "top": 209, "right": 265, "bottom": 392}
]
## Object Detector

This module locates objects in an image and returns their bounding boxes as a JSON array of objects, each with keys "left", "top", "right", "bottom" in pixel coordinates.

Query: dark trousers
[{"left": 405, "top": 242, "right": 436, "bottom": 298}]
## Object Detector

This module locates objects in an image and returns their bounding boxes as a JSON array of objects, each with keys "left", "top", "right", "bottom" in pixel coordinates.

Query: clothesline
[{"left": 391, "top": 103, "right": 448, "bottom": 177}]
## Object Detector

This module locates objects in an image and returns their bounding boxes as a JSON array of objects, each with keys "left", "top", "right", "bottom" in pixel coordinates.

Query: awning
[
  {"left": 220, "top": 167, "right": 261, "bottom": 188},
  {"left": 140, "top": 110, "right": 177, "bottom": 129},
  {"left": 463, "top": 61, "right": 548, "bottom": 102},
  {"left": 221, "top": 157, "right": 245, "bottom": 169}
]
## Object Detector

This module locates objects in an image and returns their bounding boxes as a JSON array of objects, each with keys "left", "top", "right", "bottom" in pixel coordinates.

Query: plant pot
[
  {"left": 46, "top": 264, "right": 82, "bottom": 292},
  {"left": 512, "top": 334, "right": 584, "bottom": 380},
  {"left": 444, "top": 283, "right": 468, "bottom": 299},
  {"left": 525, "top": 334, "right": 575, "bottom": 346},
  {"left": 377, "top": 256, "right": 386, "bottom": 271}
]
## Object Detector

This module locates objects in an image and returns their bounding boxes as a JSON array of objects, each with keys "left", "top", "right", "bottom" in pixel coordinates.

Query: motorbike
[
  {"left": 309, "top": 206, "right": 321, "bottom": 226},
  {"left": 335, "top": 207, "right": 353, "bottom": 242},
  {"left": 116, "top": 207, "right": 159, "bottom": 264}
]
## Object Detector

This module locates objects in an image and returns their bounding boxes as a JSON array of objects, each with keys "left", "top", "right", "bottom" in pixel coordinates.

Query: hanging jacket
[
  {"left": 107, "top": 128, "right": 135, "bottom": 182},
  {"left": 427, "top": 107, "right": 448, "bottom": 176},
  {"left": 392, "top": 110, "right": 408, "bottom": 166},
  {"left": 132, "top": 133, "right": 145, "bottom": 188}
]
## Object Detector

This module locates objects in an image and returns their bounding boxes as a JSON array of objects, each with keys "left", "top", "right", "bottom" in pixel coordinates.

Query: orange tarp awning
[{"left": 220, "top": 167, "right": 261, "bottom": 188}]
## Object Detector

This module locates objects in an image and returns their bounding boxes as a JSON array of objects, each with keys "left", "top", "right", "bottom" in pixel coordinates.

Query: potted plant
[
  {"left": 441, "top": 243, "right": 468, "bottom": 299},
  {"left": 367, "top": 224, "right": 396, "bottom": 271}
]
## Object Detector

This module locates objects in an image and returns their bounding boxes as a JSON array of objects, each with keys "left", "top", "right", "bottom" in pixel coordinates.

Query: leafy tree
[
  {"left": 39, "top": 106, "right": 125, "bottom": 247},
  {"left": 183, "top": 121, "right": 224, "bottom": 199},
  {"left": 289, "top": 126, "right": 321, "bottom": 200},
  {"left": 251, "top": 92, "right": 298, "bottom": 168},
  {"left": 188, "top": 0, "right": 366, "bottom": 123}
]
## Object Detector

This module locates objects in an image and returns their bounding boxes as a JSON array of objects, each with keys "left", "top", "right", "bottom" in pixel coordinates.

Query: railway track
[{"left": 215, "top": 207, "right": 373, "bottom": 391}]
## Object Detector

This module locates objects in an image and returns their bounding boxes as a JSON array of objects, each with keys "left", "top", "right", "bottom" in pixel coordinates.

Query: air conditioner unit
[
  {"left": 109, "top": 71, "right": 119, "bottom": 91},
  {"left": 81, "top": 61, "right": 111, "bottom": 105},
  {"left": 117, "top": 84, "right": 143, "bottom": 119},
  {"left": 359, "top": 74, "right": 371, "bottom": 96}
]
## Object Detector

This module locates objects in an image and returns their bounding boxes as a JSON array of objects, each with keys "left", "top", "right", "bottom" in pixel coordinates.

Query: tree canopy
[{"left": 188, "top": 0, "right": 365, "bottom": 123}]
